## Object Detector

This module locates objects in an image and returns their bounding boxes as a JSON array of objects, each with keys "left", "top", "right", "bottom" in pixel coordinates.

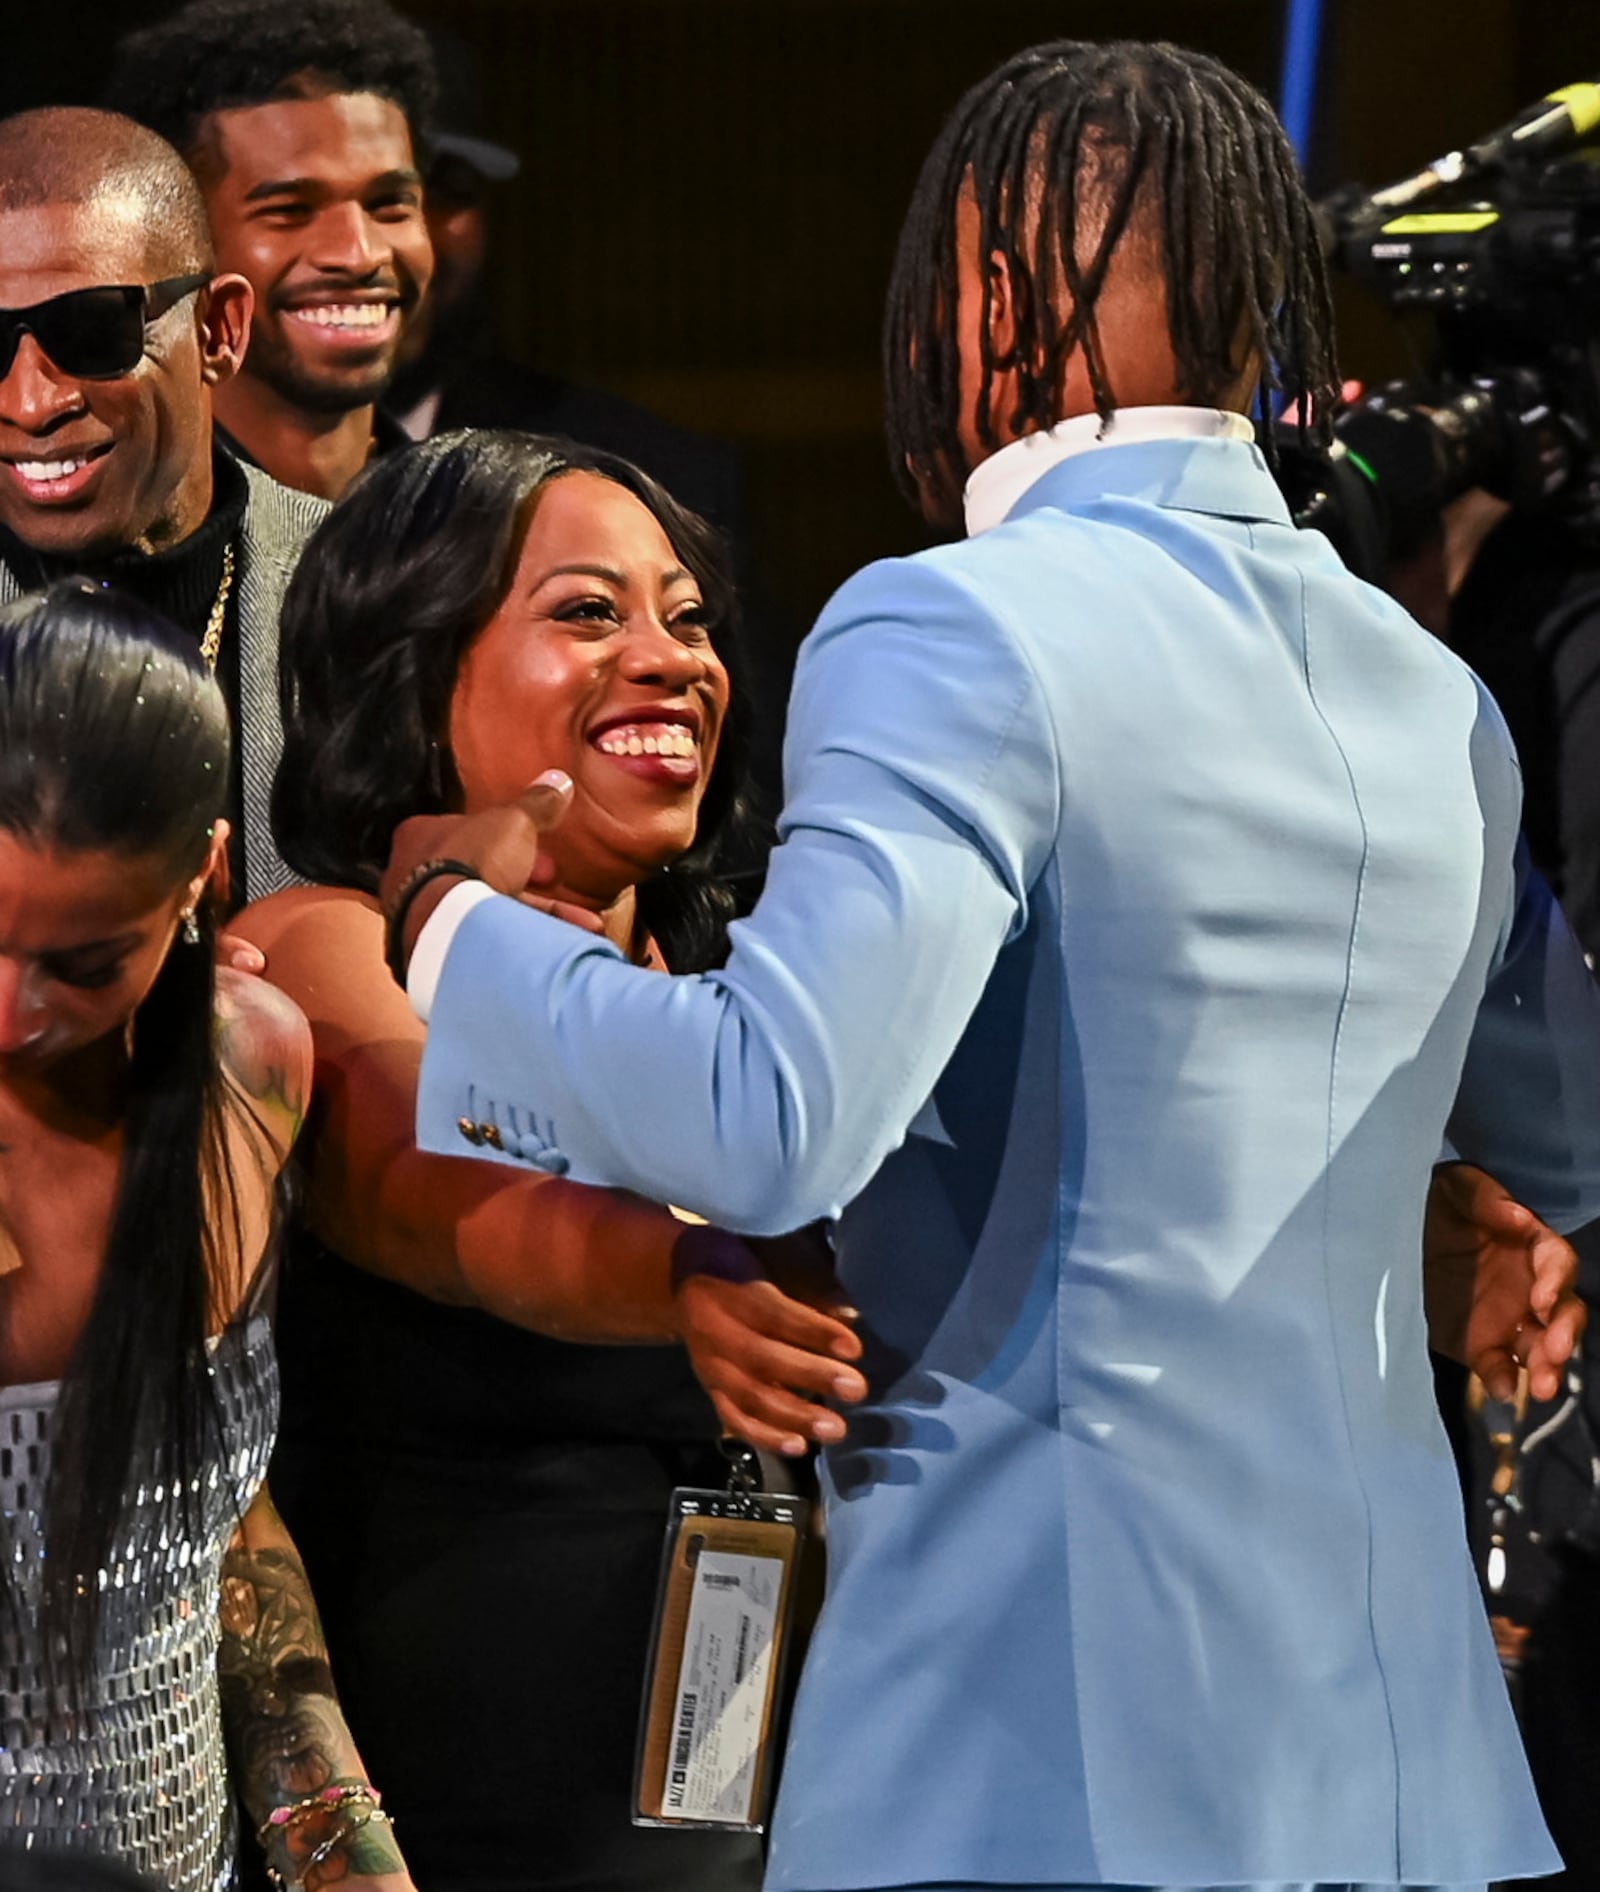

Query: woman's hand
[
  {"left": 217, "top": 931, "right": 267, "bottom": 973},
  {"left": 1423, "top": 1162, "right": 1586, "bottom": 1401},
  {"left": 673, "top": 1225, "right": 867, "bottom": 1456}
]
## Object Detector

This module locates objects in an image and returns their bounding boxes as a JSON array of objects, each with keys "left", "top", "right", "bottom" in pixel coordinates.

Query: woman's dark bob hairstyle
[{"left": 273, "top": 429, "right": 753, "bottom": 972}]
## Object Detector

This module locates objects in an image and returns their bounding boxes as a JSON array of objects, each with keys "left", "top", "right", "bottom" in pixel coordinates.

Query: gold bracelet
[
  {"left": 259, "top": 1782, "right": 388, "bottom": 1888},
  {"left": 302, "top": 1804, "right": 395, "bottom": 1879}
]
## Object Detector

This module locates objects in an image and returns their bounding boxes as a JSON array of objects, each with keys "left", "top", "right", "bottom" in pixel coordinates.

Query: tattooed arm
[
  {"left": 207, "top": 967, "right": 313, "bottom": 1321},
  {"left": 219, "top": 1486, "right": 417, "bottom": 1892},
  {"left": 215, "top": 964, "right": 313, "bottom": 1168}
]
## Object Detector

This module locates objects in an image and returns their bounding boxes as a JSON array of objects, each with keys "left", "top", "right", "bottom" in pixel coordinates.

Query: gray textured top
[{"left": 0, "top": 1316, "right": 278, "bottom": 1891}]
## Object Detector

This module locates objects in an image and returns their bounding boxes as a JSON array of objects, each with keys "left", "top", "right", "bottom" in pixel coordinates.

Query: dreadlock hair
[
  {"left": 884, "top": 39, "right": 1339, "bottom": 524},
  {"left": 104, "top": 0, "right": 436, "bottom": 166}
]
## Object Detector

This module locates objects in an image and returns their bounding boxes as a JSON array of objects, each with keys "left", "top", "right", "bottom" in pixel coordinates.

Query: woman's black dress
[{"left": 270, "top": 1240, "right": 765, "bottom": 1892}]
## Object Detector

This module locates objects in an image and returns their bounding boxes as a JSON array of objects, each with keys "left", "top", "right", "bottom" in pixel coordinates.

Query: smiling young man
[
  {"left": 107, "top": 0, "right": 435, "bottom": 503},
  {"left": 0, "top": 107, "right": 325, "bottom": 905}
]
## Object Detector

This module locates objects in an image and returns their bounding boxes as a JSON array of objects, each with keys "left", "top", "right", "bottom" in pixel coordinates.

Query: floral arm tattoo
[
  {"left": 218, "top": 1489, "right": 406, "bottom": 1887},
  {"left": 214, "top": 970, "right": 311, "bottom": 1160}
]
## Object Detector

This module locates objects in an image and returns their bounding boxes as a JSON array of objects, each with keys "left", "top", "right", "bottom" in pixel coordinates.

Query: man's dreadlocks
[{"left": 883, "top": 40, "right": 1338, "bottom": 522}]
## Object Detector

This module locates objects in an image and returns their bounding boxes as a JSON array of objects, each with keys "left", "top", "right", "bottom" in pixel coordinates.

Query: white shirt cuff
[{"left": 407, "top": 877, "right": 498, "bottom": 1021}]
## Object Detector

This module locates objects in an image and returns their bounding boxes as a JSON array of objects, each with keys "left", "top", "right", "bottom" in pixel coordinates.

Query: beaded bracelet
[
  {"left": 383, "top": 856, "right": 479, "bottom": 987},
  {"left": 259, "top": 1782, "right": 392, "bottom": 1890}
]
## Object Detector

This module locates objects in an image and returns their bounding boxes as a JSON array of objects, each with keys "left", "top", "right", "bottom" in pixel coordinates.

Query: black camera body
[{"left": 1285, "top": 134, "right": 1600, "bottom": 579}]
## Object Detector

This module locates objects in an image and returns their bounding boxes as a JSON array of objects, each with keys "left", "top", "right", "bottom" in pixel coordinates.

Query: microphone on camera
[
  {"left": 1464, "top": 82, "right": 1600, "bottom": 171},
  {"left": 1336, "top": 80, "right": 1600, "bottom": 230}
]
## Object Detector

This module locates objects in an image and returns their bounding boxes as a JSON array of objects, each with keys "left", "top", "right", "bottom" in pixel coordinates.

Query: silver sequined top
[{"left": 0, "top": 1316, "right": 278, "bottom": 1892}]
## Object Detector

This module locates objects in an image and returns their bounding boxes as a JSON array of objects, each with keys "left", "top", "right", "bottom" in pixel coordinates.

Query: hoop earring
[{"left": 180, "top": 908, "right": 201, "bottom": 947}]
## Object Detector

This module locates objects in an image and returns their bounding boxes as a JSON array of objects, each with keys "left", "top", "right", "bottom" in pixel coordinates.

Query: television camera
[{"left": 1283, "top": 82, "right": 1600, "bottom": 580}]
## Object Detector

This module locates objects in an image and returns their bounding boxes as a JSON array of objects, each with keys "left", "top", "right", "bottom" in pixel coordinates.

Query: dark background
[{"left": 4, "top": 0, "right": 1597, "bottom": 652}]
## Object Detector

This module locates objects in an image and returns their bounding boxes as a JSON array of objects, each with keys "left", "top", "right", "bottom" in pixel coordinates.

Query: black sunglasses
[{"left": 0, "top": 274, "right": 211, "bottom": 382}]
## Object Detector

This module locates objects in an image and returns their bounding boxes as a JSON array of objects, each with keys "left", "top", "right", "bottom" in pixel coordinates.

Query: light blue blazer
[{"left": 416, "top": 435, "right": 1600, "bottom": 1888}]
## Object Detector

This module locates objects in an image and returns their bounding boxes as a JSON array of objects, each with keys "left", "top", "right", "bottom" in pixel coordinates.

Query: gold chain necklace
[{"left": 200, "top": 541, "right": 235, "bottom": 674}]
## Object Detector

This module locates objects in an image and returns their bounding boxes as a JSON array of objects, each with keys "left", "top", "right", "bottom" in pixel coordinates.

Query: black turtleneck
[{"left": 0, "top": 448, "right": 252, "bottom": 900}]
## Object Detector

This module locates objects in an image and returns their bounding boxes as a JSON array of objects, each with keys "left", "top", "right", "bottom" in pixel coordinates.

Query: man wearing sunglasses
[
  {"left": 108, "top": 0, "right": 435, "bottom": 506},
  {"left": 0, "top": 107, "right": 326, "bottom": 904}
]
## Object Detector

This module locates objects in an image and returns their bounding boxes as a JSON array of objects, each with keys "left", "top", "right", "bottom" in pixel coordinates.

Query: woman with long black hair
[{"left": 0, "top": 583, "right": 414, "bottom": 1892}]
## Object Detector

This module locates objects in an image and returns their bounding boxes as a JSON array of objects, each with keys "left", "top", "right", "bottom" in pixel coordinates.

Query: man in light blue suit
[{"left": 383, "top": 41, "right": 1600, "bottom": 1892}]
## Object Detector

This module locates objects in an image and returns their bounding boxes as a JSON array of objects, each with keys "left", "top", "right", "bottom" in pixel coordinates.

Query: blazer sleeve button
[
  {"left": 481, "top": 1122, "right": 503, "bottom": 1149},
  {"left": 457, "top": 1116, "right": 485, "bottom": 1146}
]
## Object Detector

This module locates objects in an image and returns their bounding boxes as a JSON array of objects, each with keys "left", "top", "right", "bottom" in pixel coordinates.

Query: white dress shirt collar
[{"left": 962, "top": 405, "right": 1256, "bottom": 537}]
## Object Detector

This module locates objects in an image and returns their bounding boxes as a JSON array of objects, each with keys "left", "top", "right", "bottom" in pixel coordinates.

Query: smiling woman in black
[{"left": 238, "top": 430, "right": 853, "bottom": 1892}]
